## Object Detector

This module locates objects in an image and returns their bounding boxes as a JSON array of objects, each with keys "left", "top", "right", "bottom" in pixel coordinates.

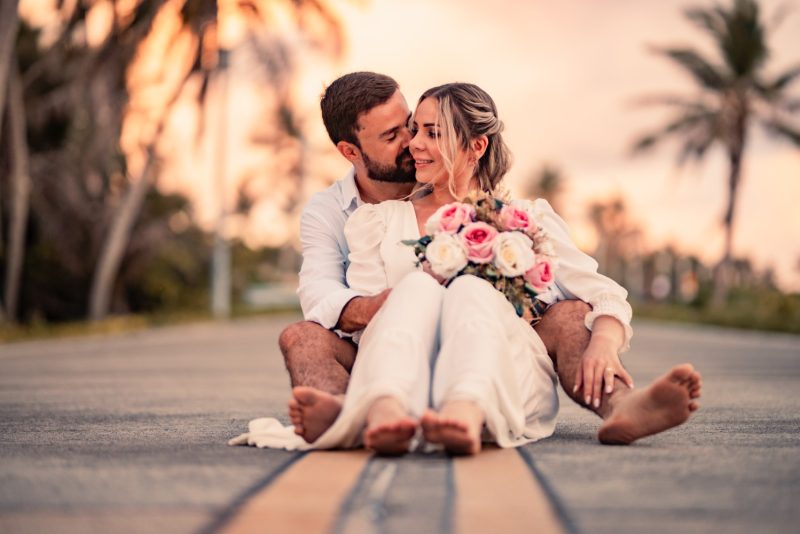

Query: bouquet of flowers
[{"left": 403, "top": 191, "right": 557, "bottom": 323}]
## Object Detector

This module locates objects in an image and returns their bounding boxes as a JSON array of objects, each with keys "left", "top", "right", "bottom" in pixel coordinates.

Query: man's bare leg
[
  {"left": 280, "top": 321, "right": 356, "bottom": 442},
  {"left": 535, "top": 301, "right": 702, "bottom": 444}
]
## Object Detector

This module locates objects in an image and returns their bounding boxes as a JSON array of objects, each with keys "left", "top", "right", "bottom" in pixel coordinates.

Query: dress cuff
[{"left": 584, "top": 298, "right": 633, "bottom": 353}]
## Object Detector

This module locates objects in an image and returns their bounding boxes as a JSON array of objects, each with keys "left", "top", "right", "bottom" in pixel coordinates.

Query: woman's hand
[
  {"left": 421, "top": 260, "right": 448, "bottom": 285},
  {"left": 573, "top": 316, "right": 634, "bottom": 408},
  {"left": 573, "top": 339, "right": 634, "bottom": 408}
]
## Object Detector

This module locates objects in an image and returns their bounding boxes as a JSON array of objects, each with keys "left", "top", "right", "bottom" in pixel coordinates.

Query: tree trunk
[
  {"left": 0, "top": 0, "right": 19, "bottom": 145},
  {"left": 88, "top": 151, "right": 155, "bottom": 321},
  {"left": 3, "top": 62, "right": 29, "bottom": 323},
  {"left": 711, "top": 146, "right": 743, "bottom": 308}
]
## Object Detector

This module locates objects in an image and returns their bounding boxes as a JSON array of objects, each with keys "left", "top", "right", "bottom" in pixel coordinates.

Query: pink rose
[
  {"left": 498, "top": 204, "right": 531, "bottom": 231},
  {"left": 426, "top": 202, "right": 476, "bottom": 235},
  {"left": 524, "top": 260, "right": 554, "bottom": 291},
  {"left": 460, "top": 222, "right": 498, "bottom": 264}
]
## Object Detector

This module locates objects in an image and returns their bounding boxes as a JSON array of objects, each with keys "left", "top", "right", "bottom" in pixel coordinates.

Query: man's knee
[
  {"left": 535, "top": 300, "right": 591, "bottom": 356},
  {"left": 279, "top": 321, "right": 326, "bottom": 357},
  {"left": 544, "top": 300, "right": 591, "bottom": 330}
]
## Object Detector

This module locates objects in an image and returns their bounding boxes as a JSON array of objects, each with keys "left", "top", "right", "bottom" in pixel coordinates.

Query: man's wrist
[{"left": 336, "top": 296, "right": 366, "bottom": 332}]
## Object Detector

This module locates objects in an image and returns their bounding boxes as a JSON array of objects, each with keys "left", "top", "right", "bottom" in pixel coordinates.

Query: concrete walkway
[{"left": 1, "top": 315, "right": 798, "bottom": 533}]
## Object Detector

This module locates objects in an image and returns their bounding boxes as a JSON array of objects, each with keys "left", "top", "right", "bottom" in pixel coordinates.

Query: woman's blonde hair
[{"left": 415, "top": 83, "right": 512, "bottom": 198}]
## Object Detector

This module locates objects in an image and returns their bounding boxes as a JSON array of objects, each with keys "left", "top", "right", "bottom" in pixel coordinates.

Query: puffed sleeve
[
  {"left": 531, "top": 198, "right": 634, "bottom": 353},
  {"left": 344, "top": 203, "right": 390, "bottom": 296}
]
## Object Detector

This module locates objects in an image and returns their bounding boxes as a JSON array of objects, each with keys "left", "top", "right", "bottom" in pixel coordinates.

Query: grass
[
  {"left": 0, "top": 305, "right": 302, "bottom": 344},
  {"left": 634, "top": 297, "right": 800, "bottom": 335}
]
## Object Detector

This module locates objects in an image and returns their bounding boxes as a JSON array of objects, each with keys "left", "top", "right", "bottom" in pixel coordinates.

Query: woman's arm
[{"left": 341, "top": 204, "right": 392, "bottom": 333}]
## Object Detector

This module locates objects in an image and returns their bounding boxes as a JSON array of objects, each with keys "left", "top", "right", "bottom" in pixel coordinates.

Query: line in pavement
[
  {"left": 219, "top": 450, "right": 371, "bottom": 534},
  {"left": 454, "top": 447, "right": 567, "bottom": 534},
  {"left": 200, "top": 452, "right": 308, "bottom": 534},
  {"left": 517, "top": 447, "right": 580, "bottom": 534}
]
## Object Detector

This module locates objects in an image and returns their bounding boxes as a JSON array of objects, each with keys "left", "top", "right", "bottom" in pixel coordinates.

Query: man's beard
[{"left": 363, "top": 148, "right": 416, "bottom": 183}]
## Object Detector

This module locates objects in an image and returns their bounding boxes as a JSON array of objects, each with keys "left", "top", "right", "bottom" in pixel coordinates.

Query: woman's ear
[
  {"left": 471, "top": 135, "right": 489, "bottom": 160},
  {"left": 337, "top": 141, "right": 361, "bottom": 163}
]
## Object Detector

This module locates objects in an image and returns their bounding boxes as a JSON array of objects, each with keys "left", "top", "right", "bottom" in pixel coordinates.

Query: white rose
[
  {"left": 492, "top": 231, "right": 535, "bottom": 277},
  {"left": 426, "top": 233, "right": 468, "bottom": 279}
]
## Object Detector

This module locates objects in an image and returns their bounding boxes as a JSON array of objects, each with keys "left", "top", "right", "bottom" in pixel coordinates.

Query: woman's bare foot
[
  {"left": 598, "top": 364, "right": 702, "bottom": 445},
  {"left": 363, "top": 397, "right": 417, "bottom": 456},
  {"left": 421, "top": 400, "right": 484, "bottom": 455},
  {"left": 288, "top": 387, "right": 343, "bottom": 443}
]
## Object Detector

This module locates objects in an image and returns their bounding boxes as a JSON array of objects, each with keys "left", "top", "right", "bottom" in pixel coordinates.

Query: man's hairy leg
[
  {"left": 280, "top": 321, "right": 356, "bottom": 442},
  {"left": 535, "top": 300, "right": 628, "bottom": 418},
  {"left": 536, "top": 301, "right": 702, "bottom": 444},
  {"left": 279, "top": 321, "right": 355, "bottom": 394}
]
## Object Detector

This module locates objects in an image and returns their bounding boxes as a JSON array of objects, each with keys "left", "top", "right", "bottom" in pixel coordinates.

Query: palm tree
[
  {"left": 3, "top": 0, "right": 344, "bottom": 323},
  {"left": 632, "top": 0, "right": 800, "bottom": 306},
  {"left": 524, "top": 163, "right": 566, "bottom": 213}
]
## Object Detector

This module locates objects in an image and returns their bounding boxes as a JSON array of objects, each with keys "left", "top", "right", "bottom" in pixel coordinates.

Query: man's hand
[
  {"left": 335, "top": 289, "right": 392, "bottom": 333},
  {"left": 572, "top": 316, "right": 633, "bottom": 408}
]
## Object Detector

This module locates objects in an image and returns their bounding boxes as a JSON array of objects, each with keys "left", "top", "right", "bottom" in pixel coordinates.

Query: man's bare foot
[
  {"left": 288, "top": 387, "right": 343, "bottom": 444},
  {"left": 598, "top": 364, "right": 702, "bottom": 445},
  {"left": 363, "top": 397, "right": 417, "bottom": 456},
  {"left": 421, "top": 400, "right": 484, "bottom": 455}
]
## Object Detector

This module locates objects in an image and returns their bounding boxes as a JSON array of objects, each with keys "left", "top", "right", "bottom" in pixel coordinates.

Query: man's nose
[{"left": 400, "top": 126, "right": 412, "bottom": 148}]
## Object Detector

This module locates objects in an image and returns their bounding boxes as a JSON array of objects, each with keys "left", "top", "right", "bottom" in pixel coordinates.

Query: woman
[{"left": 295, "top": 83, "right": 637, "bottom": 455}]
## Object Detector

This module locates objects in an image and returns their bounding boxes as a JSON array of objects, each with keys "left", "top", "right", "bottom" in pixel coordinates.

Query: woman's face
[{"left": 409, "top": 97, "right": 471, "bottom": 190}]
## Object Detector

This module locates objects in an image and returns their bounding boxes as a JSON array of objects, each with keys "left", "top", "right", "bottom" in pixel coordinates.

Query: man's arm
[
  {"left": 335, "top": 289, "right": 391, "bottom": 332},
  {"left": 298, "top": 200, "right": 389, "bottom": 333}
]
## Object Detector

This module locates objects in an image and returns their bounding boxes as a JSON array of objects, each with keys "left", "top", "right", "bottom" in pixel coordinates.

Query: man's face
[{"left": 353, "top": 90, "right": 415, "bottom": 183}]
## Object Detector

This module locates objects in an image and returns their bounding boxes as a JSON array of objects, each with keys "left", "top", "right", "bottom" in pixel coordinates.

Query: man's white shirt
[{"left": 297, "top": 169, "right": 364, "bottom": 330}]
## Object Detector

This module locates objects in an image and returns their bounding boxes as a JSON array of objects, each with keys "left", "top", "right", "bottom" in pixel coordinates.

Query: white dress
[
  {"left": 313, "top": 199, "right": 601, "bottom": 449},
  {"left": 229, "top": 198, "right": 632, "bottom": 450}
]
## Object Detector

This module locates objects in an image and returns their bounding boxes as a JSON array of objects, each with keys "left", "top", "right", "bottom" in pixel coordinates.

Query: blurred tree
[
  {"left": 0, "top": 0, "right": 344, "bottom": 324},
  {"left": 632, "top": 0, "right": 800, "bottom": 307},
  {"left": 0, "top": 0, "right": 21, "bottom": 322},
  {"left": 523, "top": 163, "right": 565, "bottom": 213},
  {"left": 588, "top": 196, "right": 644, "bottom": 285}
]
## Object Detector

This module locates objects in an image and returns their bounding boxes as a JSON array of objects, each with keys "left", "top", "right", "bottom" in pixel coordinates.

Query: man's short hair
[{"left": 321, "top": 72, "right": 399, "bottom": 148}]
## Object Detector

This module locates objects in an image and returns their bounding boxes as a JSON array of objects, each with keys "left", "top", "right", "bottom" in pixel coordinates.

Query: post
[{"left": 211, "top": 48, "right": 231, "bottom": 319}]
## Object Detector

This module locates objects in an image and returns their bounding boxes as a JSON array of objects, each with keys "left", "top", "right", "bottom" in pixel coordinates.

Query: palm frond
[
  {"left": 655, "top": 47, "right": 728, "bottom": 90},
  {"left": 630, "top": 93, "right": 716, "bottom": 111},
  {"left": 769, "top": 64, "right": 800, "bottom": 91},
  {"left": 761, "top": 118, "right": 800, "bottom": 146},
  {"left": 686, "top": 0, "right": 767, "bottom": 79},
  {"left": 631, "top": 108, "right": 718, "bottom": 154}
]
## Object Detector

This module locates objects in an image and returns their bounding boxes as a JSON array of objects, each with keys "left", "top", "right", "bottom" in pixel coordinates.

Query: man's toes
[
  {"left": 669, "top": 364, "right": 695, "bottom": 383},
  {"left": 689, "top": 401, "right": 700, "bottom": 412},
  {"left": 292, "top": 386, "right": 318, "bottom": 406}
]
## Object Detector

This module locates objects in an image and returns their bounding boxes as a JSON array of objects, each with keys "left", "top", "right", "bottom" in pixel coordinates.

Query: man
[{"left": 280, "top": 72, "right": 701, "bottom": 446}]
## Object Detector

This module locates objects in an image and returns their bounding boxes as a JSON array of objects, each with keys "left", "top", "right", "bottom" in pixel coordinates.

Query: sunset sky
[
  {"left": 17, "top": 0, "right": 800, "bottom": 291},
  {"left": 315, "top": 0, "right": 800, "bottom": 290}
]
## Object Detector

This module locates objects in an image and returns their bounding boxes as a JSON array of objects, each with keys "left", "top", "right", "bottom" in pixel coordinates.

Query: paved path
[{"left": 1, "top": 315, "right": 798, "bottom": 533}]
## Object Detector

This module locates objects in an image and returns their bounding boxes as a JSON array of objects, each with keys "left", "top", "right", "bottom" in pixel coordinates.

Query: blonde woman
[{"left": 290, "top": 83, "right": 701, "bottom": 455}]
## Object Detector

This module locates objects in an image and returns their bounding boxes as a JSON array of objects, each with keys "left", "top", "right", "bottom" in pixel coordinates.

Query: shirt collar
[{"left": 338, "top": 167, "right": 362, "bottom": 211}]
